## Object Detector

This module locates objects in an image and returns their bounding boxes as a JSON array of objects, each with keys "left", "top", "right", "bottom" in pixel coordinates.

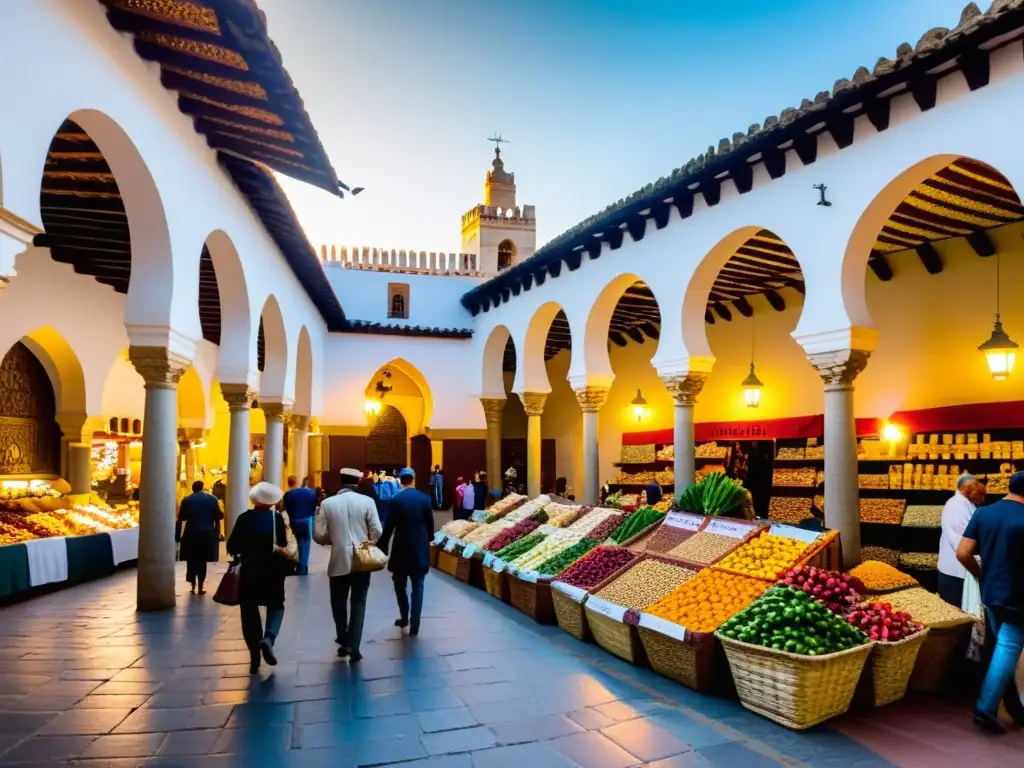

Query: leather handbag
[
  {"left": 274, "top": 510, "right": 300, "bottom": 576},
  {"left": 212, "top": 562, "right": 241, "bottom": 606},
  {"left": 352, "top": 541, "right": 388, "bottom": 573}
]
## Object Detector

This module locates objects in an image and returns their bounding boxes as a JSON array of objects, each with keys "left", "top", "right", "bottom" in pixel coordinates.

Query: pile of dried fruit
[
  {"left": 646, "top": 569, "right": 769, "bottom": 633},
  {"left": 860, "top": 546, "right": 899, "bottom": 567},
  {"left": 667, "top": 531, "right": 738, "bottom": 564},
  {"left": 554, "top": 546, "right": 640, "bottom": 590},
  {"left": 768, "top": 496, "right": 812, "bottom": 524},
  {"left": 886, "top": 587, "right": 973, "bottom": 627},
  {"left": 440, "top": 519, "right": 479, "bottom": 538},
  {"left": 715, "top": 533, "right": 809, "bottom": 580},
  {"left": 643, "top": 525, "right": 696, "bottom": 554},
  {"left": 585, "top": 513, "right": 627, "bottom": 543},
  {"left": 847, "top": 561, "right": 919, "bottom": 593},
  {"left": 898, "top": 552, "right": 939, "bottom": 570},
  {"left": 902, "top": 505, "right": 943, "bottom": 528},
  {"left": 484, "top": 519, "right": 541, "bottom": 552},
  {"left": 859, "top": 498, "right": 906, "bottom": 524},
  {"left": 594, "top": 559, "right": 697, "bottom": 610}
]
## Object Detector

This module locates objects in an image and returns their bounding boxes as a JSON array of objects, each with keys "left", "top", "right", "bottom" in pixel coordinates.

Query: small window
[
  {"left": 497, "top": 240, "right": 514, "bottom": 271},
  {"left": 387, "top": 283, "right": 410, "bottom": 319}
]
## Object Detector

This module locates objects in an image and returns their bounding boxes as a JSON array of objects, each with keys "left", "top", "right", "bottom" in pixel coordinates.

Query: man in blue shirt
[
  {"left": 283, "top": 475, "right": 318, "bottom": 575},
  {"left": 957, "top": 471, "right": 1024, "bottom": 734},
  {"left": 378, "top": 468, "right": 434, "bottom": 636}
]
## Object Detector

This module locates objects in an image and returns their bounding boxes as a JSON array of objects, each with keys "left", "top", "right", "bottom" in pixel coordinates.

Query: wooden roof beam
[
  {"left": 916, "top": 241, "right": 943, "bottom": 274},
  {"left": 732, "top": 296, "right": 754, "bottom": 317},
  {"left": 705, "top": 308, "right": 715, "bottom": 325},
  {"left": 626, "top": 327, "right": 646, "bottom": 344},
  {"left": 764, "top": 290, "right": 786, "bottom": 312},
  {"left": 966, "top": 230, "right": 996, "bottom": 257},
  {"left": 712, "top": 302, "right": 733, "bottom": 322},
  {"left": 869, "top": 251, "right": 894, "bottom": 281}
]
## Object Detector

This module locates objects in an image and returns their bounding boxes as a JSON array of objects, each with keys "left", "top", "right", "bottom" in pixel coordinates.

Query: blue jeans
[
  {"left": 291, "top": 518, "right": 313, "bottom": 575},
  {"left": 240, "top": 602, "right": 284, "bottom": 652},
  {"left": 977, "top": 607, "right": 1024, "bottom": 717},
  {"left": 393, "top": 572, "right": 425, "bottom": 632}
]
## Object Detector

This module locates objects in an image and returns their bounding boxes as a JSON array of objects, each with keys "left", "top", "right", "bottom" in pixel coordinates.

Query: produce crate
[
  {"left": 855, "top": 629, "right": 929, "bottom": 707},
  {"left": 637, "top": 623, "right": 725, "bottom": 693},
  {"left": 469, "top": 553, "right": 486, "bottom": 589},
  {"left": 551, "top": 585, "right": 590, "bottom": 641},
  {"left": 483, "top": 565, "right": 510, "bottom": 603},
  {"left": 717, "top": 634, "right": 875, "bottom": 729},
  {"left": 908, "top": 620, "right": 973, "bottom": 692},
  {"left": 436, "top": 547, "right": 460, "bottom": 577},
  {"left": 794, "top": 529, "right": 842, "bottom": 571},
  {"left": 585, "top": 604, "right": 646, "bottom": 665},
  {"left": 428, "top": 543, "right": 439, "bottom": 568},
  {"left": 454, "top": 552, "right": 473, "bottom": 584},
  {"left": 508, "top": 574, "right": 556, "bottom": 624}
]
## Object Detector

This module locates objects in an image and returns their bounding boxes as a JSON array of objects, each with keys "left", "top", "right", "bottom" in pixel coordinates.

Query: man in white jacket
[{"left": 315, "top": 468, "right": 382, "bottom": 662}]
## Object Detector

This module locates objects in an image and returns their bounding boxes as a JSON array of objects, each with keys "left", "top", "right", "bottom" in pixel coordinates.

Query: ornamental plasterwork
[
  {"left": 221, "top": 383, "right": 255, "bottom": 411},
  {"left": 660, "top": 373, "right": 708, "bottom": 406},
  {"left": 808, "top": 349, "right": 871, "bottom": 390},
  {"left": 519, "top": 392, "right": 548, "bottom": 417},
  {"left": 128, "top": 346, "right": 189, "bottom": 388},
  {"left": 261, "top": 402, "right": 292, "bottom": 421},
  {"left": 480, "top": 398, "right": 506, "bottom": 425},
  {"left": 574, "top": 386, "right": 610, "bottom": 413}
]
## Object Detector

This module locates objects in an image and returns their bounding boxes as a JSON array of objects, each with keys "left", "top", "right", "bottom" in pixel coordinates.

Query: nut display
[
  {"left": 695, "top": 464, "right": 727, "bottom": 481},
  {"left": 621, "top": 444, "right": 656, "bottom": 463},
  {"left": 886, "top": 586, "right": 973, "bottom": 627},
  {"left": 858, "top": 474, "right": 890, "bottom": 489},
  {"left": 505, "top": 495, "right": 552, "bottom": 523},
  {"left": 594, "top": 558, "right": 698, "bottom": 610},
  {"left": 462, "top": 520, "right": 514, "bottom": 546},
  {"left": 768, "top": 496, "right": 812, "bottom": 524},
  {"left": 898, "top": 552, "right": 939, "bottom": 570},
  {"left": 656, "top": 444, "right": 675, "bottom": 461},
  {"left": 555, "top": 546, "right": 641, "bottom": 590},
  {"left": 772, "top": 467, "right": 816, "bottom": 487},
  {"left": 902, "top": 505, "right": 943, "bottom": 528},
  {"left": 667, "top": 531, "right": 739, "bottom": 564},
  {"left": 860, "top": 546, "right": 899, "bottom": 567},
  {"left": 714, "top": 532, "right": 810, "bottom": 581},
  {"left": 647, "top": 569, "right": 769, "bottom": 633},
  {"left": 775, "top": 447, "right": 806, "bottom": 460},
  {"left": 847, "top": 561, "right": 919, "bottom": 593},
  {"left": 643, "top": 525, "right": 697, "bottom": 553},
  {"left": 859, "top": 498, "right": 906, "bottom": 524},
  {"left": 805, "top": 444, "right": 825, "bottom": 459},
  {"left": 440, "top": 519, "right": 479, "bottom": 538},
  {"left": 695, "top": 442, "right": 730, "bottom": 459}
]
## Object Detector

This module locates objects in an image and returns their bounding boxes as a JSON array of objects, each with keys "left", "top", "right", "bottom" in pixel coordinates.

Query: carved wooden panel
[
  {"left": 365, "top": 405, "right": 406, "bottom": 466},
  {"left": 0, "top": 342, "right": 60, "bottom": 475}
]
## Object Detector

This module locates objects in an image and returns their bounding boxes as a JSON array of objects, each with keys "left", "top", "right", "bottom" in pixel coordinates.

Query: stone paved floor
[{"left": 0, "top": 547, "right": 1022, "bottom": 767}]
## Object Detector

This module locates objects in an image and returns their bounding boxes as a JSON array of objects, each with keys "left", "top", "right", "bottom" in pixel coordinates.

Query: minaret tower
[{"left": 461, "top": 139, "right": 536, "bottom": 275}]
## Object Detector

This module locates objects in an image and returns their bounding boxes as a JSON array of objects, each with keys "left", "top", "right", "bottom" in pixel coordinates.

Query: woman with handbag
[{"left": 226, "top": 482, "right": 294, "bottom": 673}]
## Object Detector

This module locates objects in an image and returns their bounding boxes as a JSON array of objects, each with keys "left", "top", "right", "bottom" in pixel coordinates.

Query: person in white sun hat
[{"left": 227, "top": 481, "right": 290, "bottom": 674}]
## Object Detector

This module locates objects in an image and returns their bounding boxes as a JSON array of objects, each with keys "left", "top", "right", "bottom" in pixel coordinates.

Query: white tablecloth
[
  {"left": 25, "top": 536, "right": 69, "bottom": 587},
  {"left": 108, "top": 526, "right": 140, "bottom": 565}
]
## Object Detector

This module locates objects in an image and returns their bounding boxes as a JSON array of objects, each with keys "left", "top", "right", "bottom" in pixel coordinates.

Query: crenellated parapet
[
  {"left": 319, "top": 245, "right": 483, "bottom": 276},
  {"left": 461, "top": 204, "right": 536, "bottom": 232}
]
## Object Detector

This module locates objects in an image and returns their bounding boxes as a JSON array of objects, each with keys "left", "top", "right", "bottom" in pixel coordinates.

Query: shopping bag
[
  {"left": 274, "top": 510, "right": 299, "bottom": 576},
  {"left": 212, "top": 563, "right": 241, "bottom": 606},
  {"left": 962, "top": 572, "right": 982, "bottom": 618},
  {"left": 352, "top": 541, "right": 388, "bottom": 573}
]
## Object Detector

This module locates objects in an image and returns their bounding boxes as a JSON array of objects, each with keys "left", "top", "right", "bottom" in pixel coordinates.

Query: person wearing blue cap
[{"left": 377, "top": 467, "right": 434, "bottom": 636}]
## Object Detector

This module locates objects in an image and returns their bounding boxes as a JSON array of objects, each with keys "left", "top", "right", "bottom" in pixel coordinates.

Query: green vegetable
[
  {"left": 537, "top": 538, "right": 599, "bottom": 575},
  {"left": 609, "top": 507, "right": 666, "bottom": 543},
  {"left": 675, "top": 473, "right": 747, "bottom": 516},
  {"left": 495, "top": 533, "right": 544, "bottom": 560}
]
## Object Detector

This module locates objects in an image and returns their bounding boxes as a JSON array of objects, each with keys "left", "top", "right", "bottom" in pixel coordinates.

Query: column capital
[
  {"left": 221, "top": 383, "right": 255, "bottom": 411},
  {"left": 660, "top": 372, "right": 707, "bottom": 406},
  {"left": 793, "top": 326, "right": 878, "bottom": 357},
  {"left": 574, "top": 386, "right": 610, "bottom": 413},
  {"left": 290, "top": 414, "right": 311, "bottom": 431},
  {"left": 261, "top": 401, "right": 292, "bottom": 421},
  {"left": 480, "top": 397, "right": 506, "bottom": 426},
  {"left": 129, "top": 346, "right": 190, "bottom": 389},
  {"left": 517, "top": 391, "right": 548, "bottom": 417},
  {"left": 808, "top": 348, "right": 871, "bottom": 391},
  {"left": 309, "top": 416, "right": 322, "bottom": 435}
]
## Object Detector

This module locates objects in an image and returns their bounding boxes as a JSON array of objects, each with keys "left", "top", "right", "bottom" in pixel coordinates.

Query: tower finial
[{"left": 487, "top": 133, "right": 509, "bottom": 157}]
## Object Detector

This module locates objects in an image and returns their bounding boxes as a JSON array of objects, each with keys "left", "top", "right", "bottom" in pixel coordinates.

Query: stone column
[
  {"left": 809, "top": 349, "right": 870, "bottom": 568},
  {"left": 129, "top": 346, "right": 189, "bottom": 612},
  {"left": 573, "top": 387, "right": 610, "bottom": 505},
  {"left": 67, "top": 443, "right": 92, "bottom": 495},
  {"left": 290, "top": 415, "right": 311, "bottom": 483},
  {"left": 518, "top": 392, "right": 547, "bottom": 497},
  {"left": 261, "top": 401, "right": 289, "bottom": 489},
  {"left": 222, "top": 384, "right": 254, "bottom": 536},
  {"left": 307, "top": 417, "right": 323, "bottom": 488},
  {"left": 56, "top": 412, "right": 88, "bottom": 486},
  {"left": 661, "top": 373, "right": 708, "bottom": 489},
  {"left": 480, "top": 398, "right": 505, "bottom": 492}
]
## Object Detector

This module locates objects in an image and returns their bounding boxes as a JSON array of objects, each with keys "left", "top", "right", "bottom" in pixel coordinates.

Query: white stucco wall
[{"left": 326, "top": 266, "right": 478, "bottom": 328}]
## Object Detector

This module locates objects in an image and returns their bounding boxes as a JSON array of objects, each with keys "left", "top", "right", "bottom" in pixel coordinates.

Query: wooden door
[{"left": 410, "top": 434, "right": 432, "bottom": 494}]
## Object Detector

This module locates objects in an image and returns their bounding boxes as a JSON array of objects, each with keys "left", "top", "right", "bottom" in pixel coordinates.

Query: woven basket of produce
[
  {"left": 436, "top": 547, "right": 460, "bottom": 577},
  {"left": 428, "top": 543, "right": 439, "bottom": 568},
  {"left": 551, "top": 585, "right": 590, "bottom": 641},
  {"left": 454, "top": 552, "right": 474, "bottom": 583},
  {"left": 718, "top": 635, "right": 874, "bottom": 729},
  {"left": 483, "top": 565, "right": 510, "bottom": 603},
  {"left": 469, "top": 553, "right": 487, "bottom": 589},
  {"left": 637, "top": 625, "right": 722, "bottom": 692},
  {"left": 884, "top": 586, "right": 975, "bottom": 692},
  {"left": 846, "top": 561, "right": 918, "bottom": 595},
  {"left": 856, "top": 629, "right": 929, "bottom": 707},
  {"left": 508, "top": 574, "right": 556, "bottom": 624},
  {"left": 584, "top": 606, "right": 646, "bottom": 664}
]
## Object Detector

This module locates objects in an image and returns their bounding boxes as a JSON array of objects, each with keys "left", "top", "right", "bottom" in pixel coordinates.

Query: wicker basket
[
  {"left": 508, "top": 575, "right": 556, "bottom": 624},
  {"left": 637, "top": 626, "right": 723, "bottom": 692},
  {"left": 855, "top": 629, "right": 929, "bottom": 707},
  {"left": 718, "top": 634, "right": 874, "bottom": 729},
  {"left": 908, "top": 620, "right": 973, "bottom": 692},
  {"left": 469, "top": 554, "right": 486, "bottom": 589},
  {"left": 436, "top": 548, "right": 460, "bottom": 577},
  {"left": 428, "top": 543, "right": 439, "bottom": 568},
  {"left": 454, "top": 553, "right": 473, "bottom": 583},
  {"left": 552, "top": 586, "right": 590, "bottom": 641},
  {"left": 483, "top": 566, "right": 510, "bottom": 603},
  {"left": 585, "top": 606, "right": 646, "bottom": 665}
]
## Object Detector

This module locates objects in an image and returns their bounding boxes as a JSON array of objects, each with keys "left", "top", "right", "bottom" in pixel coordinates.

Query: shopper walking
[
  {"left": 956, "top": 471, "right": 1024, "bottom": 734},
  {"left": 315, "top": 468, "right": 382, "bottom": 662},
  {"left": 430, "top": 465, "right": 444, "bottom": 509},
  {"left": 378, "top": 467, "right": 434, "bottom": 636},
  {"left": 938, "top": 474, "right": 978, "bottom": 607},
  {"left": 455, "top": 476, "right": 474, "bottom": 521},
  {"left": 176, "top": 480, "right": 223, "bottom": 595},
  {"left": 283, "top": 475, "right": 317, "bottom": 575},
  {"left": 226, "top": 482, "right": 290, "bottom": 674},
  {"left": 473, "top": 471, "right": 488, "bottom": 513}
]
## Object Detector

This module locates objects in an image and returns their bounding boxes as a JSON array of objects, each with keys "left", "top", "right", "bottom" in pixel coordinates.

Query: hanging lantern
[
  {"left": 742, "top": 362, "right": 763, "bottom": 408},
  {"left": 630, "top": 389, "right": 648, "bottom": 422},
  {"left": 979, "top": 314, "right": 1018, "bottom": 380}
]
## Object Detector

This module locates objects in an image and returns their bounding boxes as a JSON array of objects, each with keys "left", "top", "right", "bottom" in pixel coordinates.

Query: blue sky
[{"left": 260, "top": 0, "right": 970, "bottom": 254}]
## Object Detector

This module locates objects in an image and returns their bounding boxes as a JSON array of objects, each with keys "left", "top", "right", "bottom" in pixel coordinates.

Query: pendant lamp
[
  {"left": 742, "top": 312, "right": 763, "bottom": 407},
  {"left": 630, "top": 389, "right": 648, "bottom": 422},
  {"left": 978, "top": 252, "right": 1018, "bottom": 380}
]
